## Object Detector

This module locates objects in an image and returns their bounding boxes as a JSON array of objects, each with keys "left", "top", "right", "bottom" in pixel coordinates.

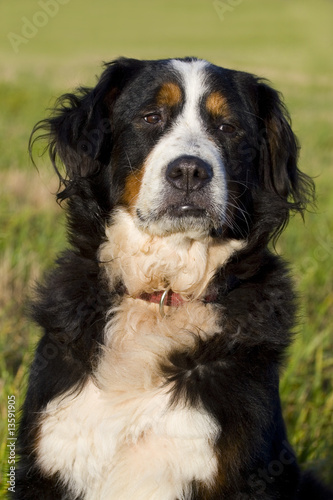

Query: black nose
[{"left": 166, "top": 155, "right": 213, "bottom": 193}]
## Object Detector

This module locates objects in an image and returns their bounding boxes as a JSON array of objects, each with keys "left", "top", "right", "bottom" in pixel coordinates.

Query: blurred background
[{"left": 1, "top": 0, "right": 332, "bottom": 492}]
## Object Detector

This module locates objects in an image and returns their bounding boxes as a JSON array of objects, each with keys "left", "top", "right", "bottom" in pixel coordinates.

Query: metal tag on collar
[{"left": 159, "top": 288, "right": 169, "bottom": 317}]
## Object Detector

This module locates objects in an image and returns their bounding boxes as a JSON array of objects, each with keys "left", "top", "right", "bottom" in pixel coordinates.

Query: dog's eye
[
  {"left": 144, "top": 113, "right": 162, "bottom": 125},
  {"left": 218, "top": 123, "right": 235, "bottom": 134}
]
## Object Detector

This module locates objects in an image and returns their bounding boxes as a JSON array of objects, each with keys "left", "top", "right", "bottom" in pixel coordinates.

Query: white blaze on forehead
[
  {"left": 135, "top": 58, "right": 227, "bottom": 234},
  {"left": 169, "top": 58, "right": 209, "bottom": 131}
]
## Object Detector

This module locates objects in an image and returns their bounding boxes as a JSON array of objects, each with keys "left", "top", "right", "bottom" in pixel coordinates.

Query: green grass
[{"left": 1, "top": 0, "right": 333, "bottom": 495}]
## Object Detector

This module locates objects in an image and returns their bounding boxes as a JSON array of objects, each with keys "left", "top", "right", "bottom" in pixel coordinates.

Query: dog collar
[
  {"left": 129, "top": 275, "right": 240, "bottom": 317},
  {"left": 138, "top": 289, "right": 184, "bottom": 317},
  {"left": 136, "top": 288, "right": 218, "bottom": 317}
]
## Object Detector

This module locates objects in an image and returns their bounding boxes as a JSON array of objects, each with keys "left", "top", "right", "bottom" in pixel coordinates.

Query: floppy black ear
[
  {"left": 256, "top": 81, "right": 314, "bottom": 216},
  {"left": 30, "top": 58, "right": 144, "bottom": 201}
]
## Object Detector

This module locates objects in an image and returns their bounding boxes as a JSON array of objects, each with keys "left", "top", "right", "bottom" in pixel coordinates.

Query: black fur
[{"left": 12, "top": 57, "right": 332, "bottom": 499}]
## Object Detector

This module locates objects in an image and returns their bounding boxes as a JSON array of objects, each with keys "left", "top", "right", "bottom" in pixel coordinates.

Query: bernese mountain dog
[{"left": 13, "top": 57, "right": 332, "bottom": 499}]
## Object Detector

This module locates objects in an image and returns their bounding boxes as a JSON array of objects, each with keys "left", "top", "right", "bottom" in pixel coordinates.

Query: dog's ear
[
  {"left": 255, "top": 80, "right": 314, "bottom": 216},
  {"left": 30, "top": 58, "right": 144, "bottom": 200}
]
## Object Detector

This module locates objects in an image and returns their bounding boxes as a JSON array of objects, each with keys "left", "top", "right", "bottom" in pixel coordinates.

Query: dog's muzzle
[{"left": 165, "top": 155, "right": 214, "bottom": 218}]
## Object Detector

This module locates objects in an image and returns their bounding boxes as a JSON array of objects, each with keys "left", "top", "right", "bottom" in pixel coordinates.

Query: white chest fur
[
  {"left": 37, "top": 301, "right": 220, "bottom": 499},
  {"left": 36, "top": 211, "right": 243, "bottom": 499}
]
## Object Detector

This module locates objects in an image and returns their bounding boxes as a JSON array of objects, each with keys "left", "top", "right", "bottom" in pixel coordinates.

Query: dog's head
[{"left": 31, "top": 57, "right": 314, "bottom": 253}]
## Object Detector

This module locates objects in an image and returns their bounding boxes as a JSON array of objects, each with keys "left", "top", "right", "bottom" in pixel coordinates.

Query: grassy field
[{"left": 1, "top": 0, "right": 333, "bottom": 495}]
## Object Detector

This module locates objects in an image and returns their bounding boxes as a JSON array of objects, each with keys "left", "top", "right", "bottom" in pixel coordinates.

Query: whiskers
[{"left": 224, "top": 185, "right": 251, "bottom": 239}]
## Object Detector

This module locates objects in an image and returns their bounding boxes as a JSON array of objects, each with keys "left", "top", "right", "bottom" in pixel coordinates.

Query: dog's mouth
[
  {"left": 136, "top": 201, "right": 222, "bottom": 237},
  {"left": 166, "top": 204, "right": 208, "bottom": 218}
]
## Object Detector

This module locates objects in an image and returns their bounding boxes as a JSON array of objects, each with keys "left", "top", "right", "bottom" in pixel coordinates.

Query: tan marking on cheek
[
  {"left": 206, "top": 91, "right": 230, "bottom": 118},
  {"left": 156, "top": 82, "right": 182, "bottom": 108},
  {"left": 121, "top": 168, "right": 145, "bottom": 210}
]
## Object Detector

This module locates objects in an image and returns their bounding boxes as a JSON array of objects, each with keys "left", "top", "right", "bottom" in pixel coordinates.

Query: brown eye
[
  {"left": 144, "top": 113, "right": 162, "bottom": 125},
  {"left": 219, "top": 123, "right": 235, "bottom": 134}
]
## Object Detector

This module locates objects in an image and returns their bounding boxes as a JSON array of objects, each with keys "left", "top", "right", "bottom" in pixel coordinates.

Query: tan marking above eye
[
  {"left": 206, "top": 91, "right": 230, "bottom": 118},
  {"left": 156, "top": 82, "right": 182, "bottom": 108}
]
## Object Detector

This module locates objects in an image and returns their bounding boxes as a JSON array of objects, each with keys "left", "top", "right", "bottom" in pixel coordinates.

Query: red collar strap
[
  {"left": 136, "top": 289, "right": 218, "bottom": 317},
  {"left": 138, "top": 290, "right": 185, "bottom": 307},
  {"left": 128, "top": 275, "right": 241, "bottom": 317}
]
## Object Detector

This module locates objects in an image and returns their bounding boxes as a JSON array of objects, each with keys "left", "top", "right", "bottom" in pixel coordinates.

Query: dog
[{"left": 13, "top": 57, "right": 332, "bottom": 499}]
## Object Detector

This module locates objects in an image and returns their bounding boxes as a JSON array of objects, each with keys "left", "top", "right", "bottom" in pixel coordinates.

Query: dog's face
[
  {"left": 34, "top": 57, "right": 312, "bottom": 250},
  {"left": 109, "top": 58, "right": 272, "bottom": 240},
  {"left": 113, "top": 58, "right": 235, "bottom": 237}
]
